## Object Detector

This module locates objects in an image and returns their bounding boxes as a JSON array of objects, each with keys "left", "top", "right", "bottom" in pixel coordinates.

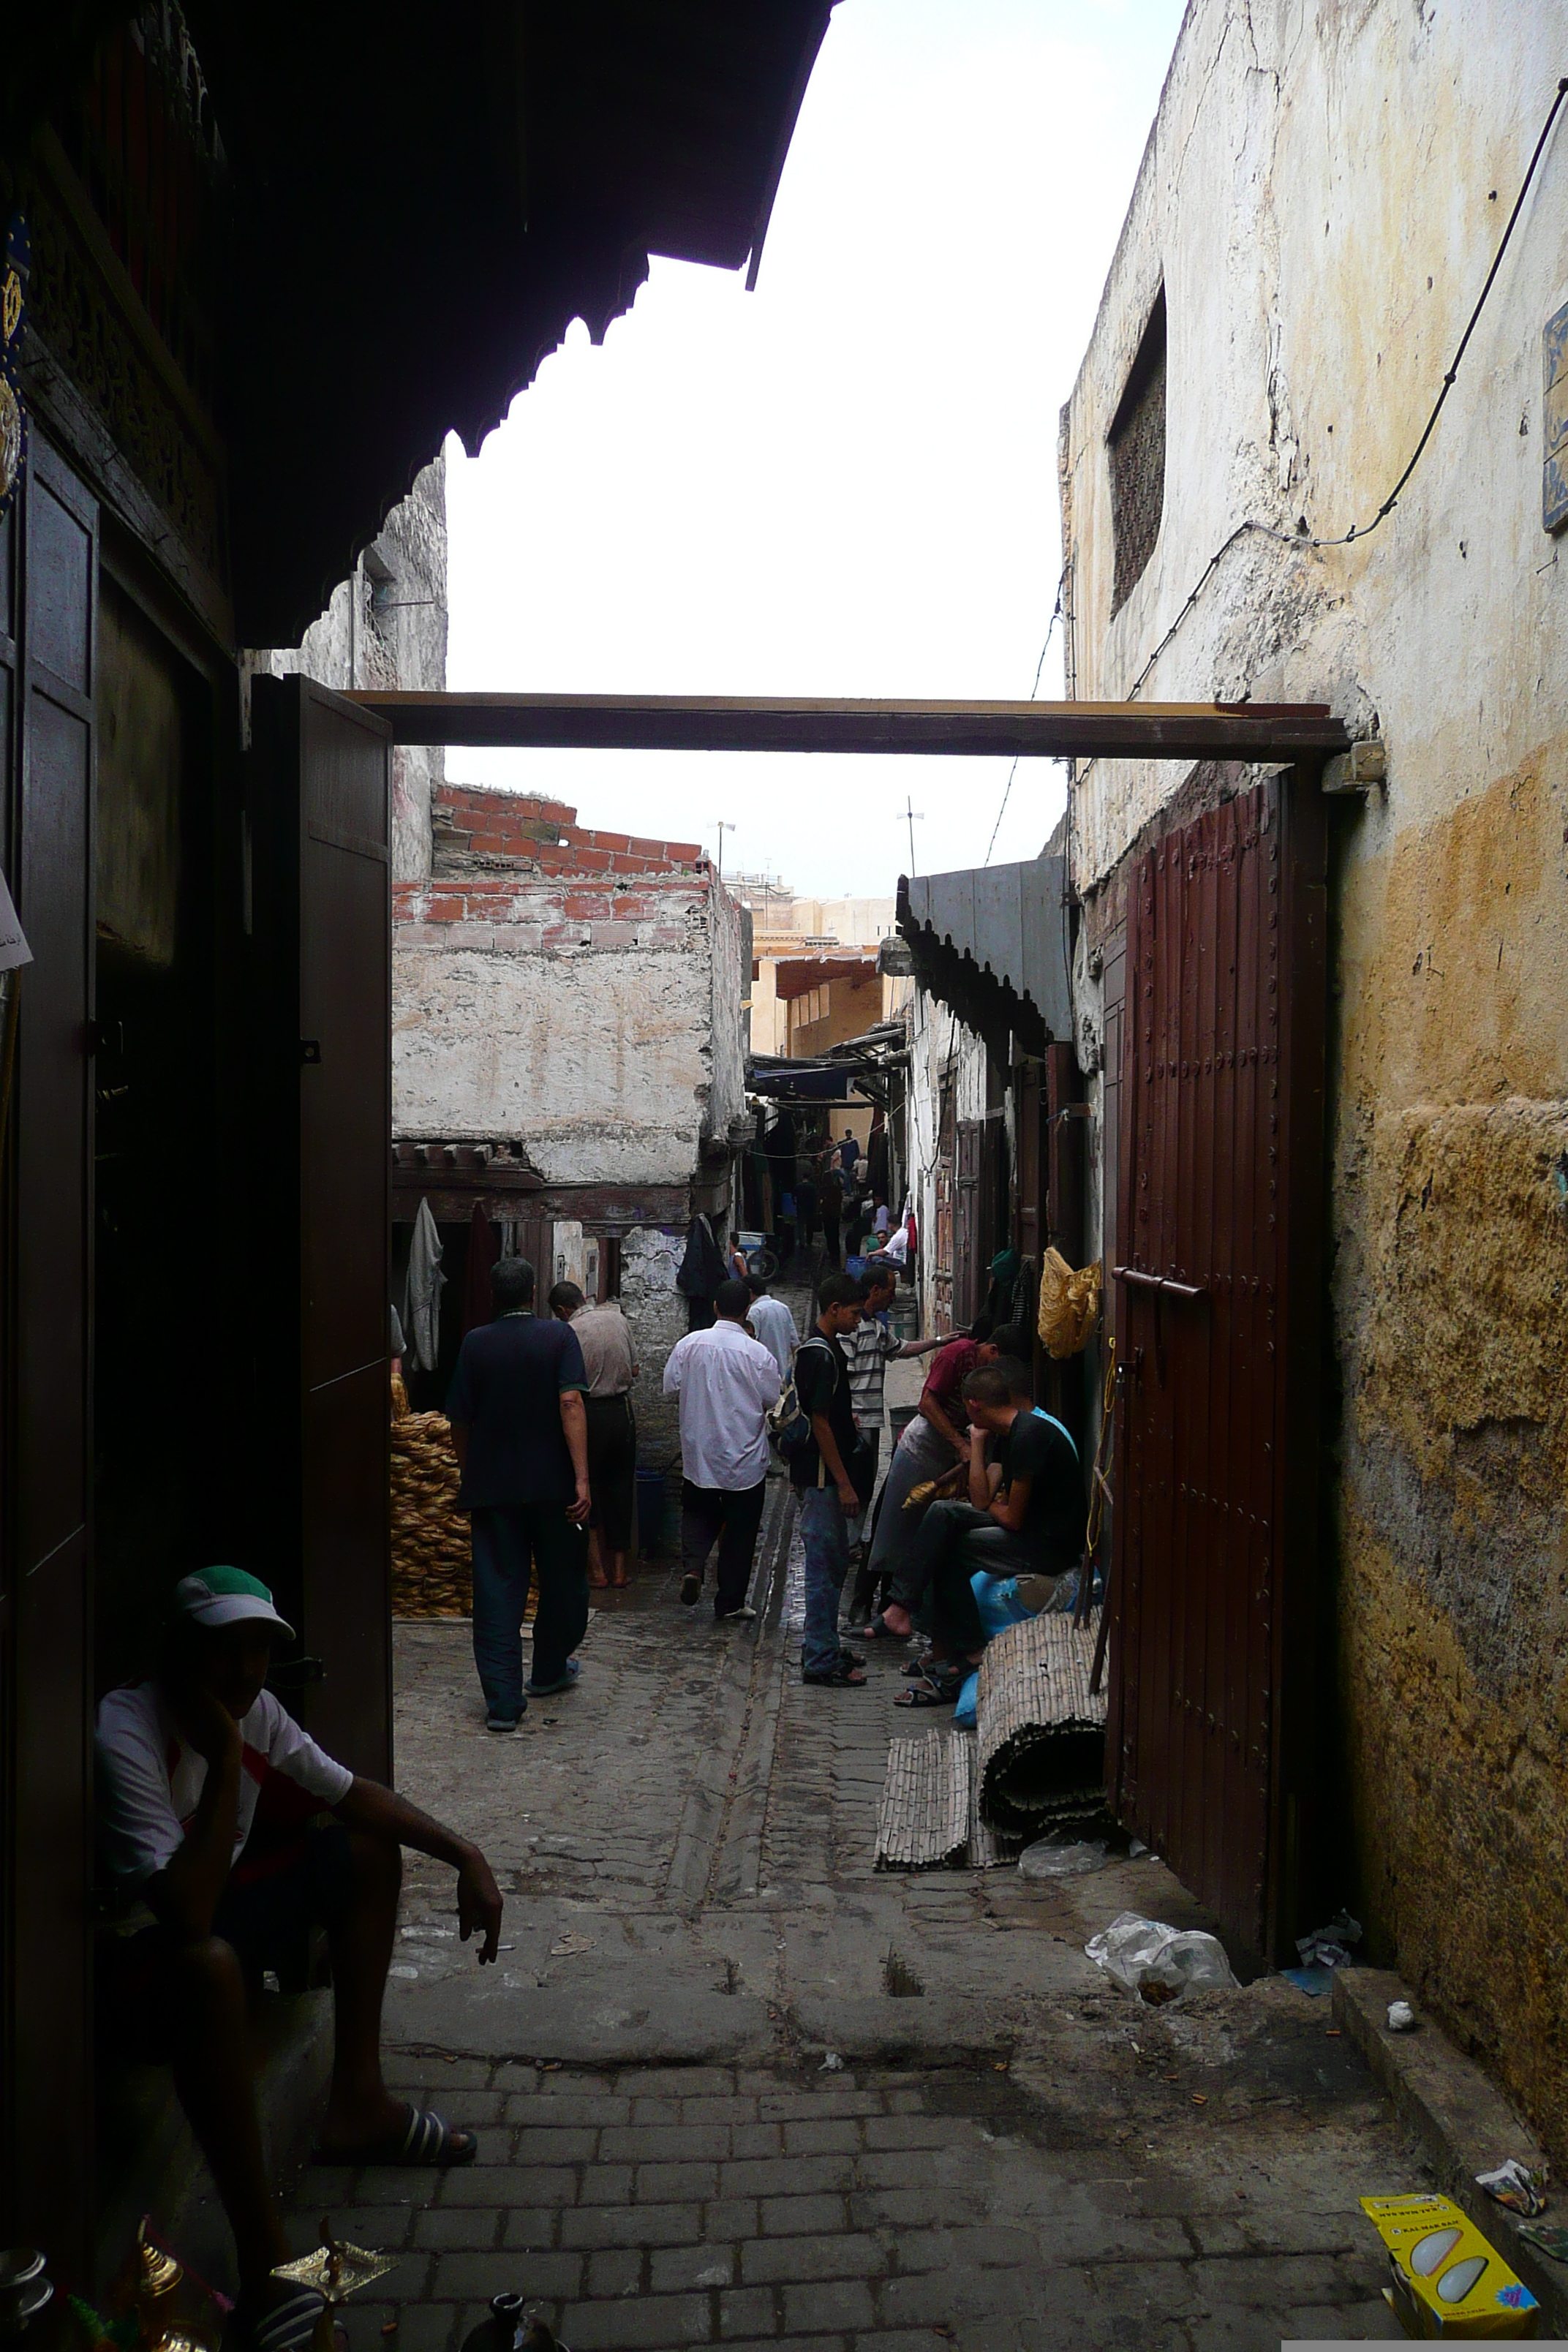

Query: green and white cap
[{"left": 170, "top": 1566, "right": 295, "bottom": 1640}]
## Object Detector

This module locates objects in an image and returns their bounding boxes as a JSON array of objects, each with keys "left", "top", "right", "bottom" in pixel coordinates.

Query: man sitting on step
[{"left": 96, "top": 1568, "right": 505, "bottom": 2352}]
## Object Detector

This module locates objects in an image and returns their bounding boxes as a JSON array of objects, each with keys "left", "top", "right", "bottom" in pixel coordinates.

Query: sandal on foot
[
  {"left": 313, "top": 2103, "right": 478, "bottom": 2166},
  {"left": 894, "top": 1675, "right": 960, "bottom": 1709},
  {"left": 238, "top": 2287, "right": 325, "bottom": 2352},
  {"left": 679, "top": 1572, "right": 701, "bottom": 1606},
  {"left": 854, "top": 1613, "right": 907, "bottom": 1641},
  {"left": 802, "top": 1659, "right": 868, "bottom": 1687},
  {"left": 902, "top": 1654, "right": 941, "bottom": 1679}
]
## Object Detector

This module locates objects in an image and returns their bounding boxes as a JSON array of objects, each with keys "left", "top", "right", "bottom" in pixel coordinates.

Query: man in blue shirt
[{"left": 446, "top": 1256, "right": 591, "bottom": 1729}]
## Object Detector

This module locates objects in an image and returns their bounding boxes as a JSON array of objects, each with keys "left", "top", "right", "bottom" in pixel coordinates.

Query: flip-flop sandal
[
  {"left": 902, "top": 1654, "right": 941, "bottom": 1678},
  {"left": 238, "top": 2286, "right": 325, "bottom": 2352},
  {"left": 856, "top": 1613, "right": 906, "bottom": 1640},
  {"left": 313, "top": 2103, "right": 478, "bottom": 2166}
]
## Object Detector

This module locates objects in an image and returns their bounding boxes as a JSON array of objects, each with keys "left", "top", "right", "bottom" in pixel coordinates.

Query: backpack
[{"left": 767, "top": 1335, "right": 837, "bottom": 1460}]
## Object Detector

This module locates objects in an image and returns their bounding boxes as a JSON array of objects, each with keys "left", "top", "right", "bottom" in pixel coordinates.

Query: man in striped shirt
[{"left": 843, "top": 1267, "right": 943, "bottom": 1618}]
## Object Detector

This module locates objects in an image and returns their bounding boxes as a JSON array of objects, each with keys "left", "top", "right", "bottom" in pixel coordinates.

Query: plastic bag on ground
[
  {"left": 952, "top": 1670, "right": 980, "bottom": 1727},
  {"left": 1085, "top": 1910, "right": 1240, "bottom": 2003},
  {"left": 1019, "top": 1836, "right": 1113, "bottom": 1880}
]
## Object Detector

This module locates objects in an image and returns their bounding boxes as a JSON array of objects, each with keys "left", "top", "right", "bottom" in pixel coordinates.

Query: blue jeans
[
  {"left": 798, "top": 1485, "right": 851, "bottom": 1678},
  {"left": 471, "top": 1504, "right": 589, "bottom": 1719}
]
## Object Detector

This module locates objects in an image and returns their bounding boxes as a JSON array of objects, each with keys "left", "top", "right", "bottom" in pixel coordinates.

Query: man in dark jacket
[{"left": 446, "top": 1256, "right": 592, "bottom": 1729}]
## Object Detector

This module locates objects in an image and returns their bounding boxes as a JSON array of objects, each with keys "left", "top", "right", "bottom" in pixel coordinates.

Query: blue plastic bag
[{"left": 954, "top": 1670, "right": 980, "bottom": 1727}]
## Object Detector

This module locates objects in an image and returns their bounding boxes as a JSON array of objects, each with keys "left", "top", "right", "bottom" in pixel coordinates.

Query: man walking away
[
  {"left": 793, "top": 1273, "right": 871, "bottom": 1687},
  {"left": 550, "top": 1280, "right": 638, "bottom": 1591},
  {"left": 663, "top": 1276, "right": 781, "bottom": 1621},
  {"left": 818, "top": 1160, "right": 844, "bottom": 1267},
  {"left": 837, "top": 1128, "right": 859, "bottom": 1173},
  {"left": 745, "top": 1270, "right": 799, "bottom": 1382},
  {"left": 795, "top": 1166, "right": 819, "bottom": 1257},
  {"left": 447, "top": 1257, "right": 591, "bottom": 1728}
]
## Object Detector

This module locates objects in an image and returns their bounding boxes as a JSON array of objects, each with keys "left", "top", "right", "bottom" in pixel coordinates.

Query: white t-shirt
[
  {"left": 876, "top": 1226, "right": 910, "bottom": 1267},
  {"left": 747, "top": 1294, "right": 799, "bottom": 1379},
  {"left": 95, "top": 1681, "right": 355, "bottom": 1889},
  {"left": 662, "top": 1317, "right": 781, "bottom": 1489}
]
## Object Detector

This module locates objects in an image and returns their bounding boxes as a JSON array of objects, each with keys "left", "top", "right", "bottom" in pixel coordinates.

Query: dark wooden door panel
[
  {"left": 954, "top": 1118, "right": 982, "bottom": 1328},
  {"left": 1108, "top": 774, "right": 1326, "bottom": 1961},
  {"left": 251, "top": 676, "right": 392, "bottom": 1782},
  {"left": 7, "top": 437, "right": 97, "bottom": 2267}
]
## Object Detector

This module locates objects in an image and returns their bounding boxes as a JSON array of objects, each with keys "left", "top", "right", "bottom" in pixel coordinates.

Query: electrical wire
[
  {"left": 984, "top": 583, "right": 1064, "bottom": 864},
  {"left": 1104, "top": 72, "right": 1568, "bottom": 712}
]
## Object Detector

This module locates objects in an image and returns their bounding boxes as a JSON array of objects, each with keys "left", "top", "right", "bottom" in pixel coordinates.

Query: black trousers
[
  {"left": 584, "top": 1393, "right": 636, "bottom": 1550},
  {"left": 892, "top": 1499, "right": 1045, "bottom": 1655},
  {"left": 681, "top": 1477, "right": 767, "bottom": 1616}
]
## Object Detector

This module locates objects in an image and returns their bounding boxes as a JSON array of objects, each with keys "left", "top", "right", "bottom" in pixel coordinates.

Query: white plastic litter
[
  {"left": 1128, "top": 1839, "right": 1150, "bottom": 1858},
  {"left": 1296, "top": 1910, "right": 1362, "bottom": 1970},
  {"left": 1085, "top": 1911, "right": 1240, "bottom": 2004},
  {"left": 1387, "top": 1999, "right": 1417, "bottom": 2032},
  {"left": 819, "top": 2050, "right": 845, "bottom": 2073},
  {"left": 1019, "top": 1836, "right": 1113, "bottom": 1880}
]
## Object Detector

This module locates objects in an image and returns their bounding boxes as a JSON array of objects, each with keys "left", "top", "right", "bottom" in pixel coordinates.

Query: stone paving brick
[
  {"left": 758, "top": 2195, "right": 851, "bottom": 2236},
  {"left": 412, "top": 2206, "right": 506, "bottom": 2250},
  {"left": 497, "top": 2210, "right": 562, "bottom": 2250},
  {"left": 558, "top": 2201, "right": 704, "bottom": 2250},
  {"left": 600, "top": 2124, "right": 732, "bottom": 2163},
  {"left": 507, "top": 2093, "right": 630, "bottom": 2127},
  {"left": 720, "top": 2156, "right": 853, "bottom": 2198},
  {"left": 740, "top": 2234, "right": 883, "bottom": 2287},
  {"left": 513, "top": 2125, "right": 600, "bottom": 2162},
  {"left": 559, "top": 2291, "right": 714, "bottom": 2348},
  {"left": 428, "top": 2249, "right": 584, "bottom": 2303},
  {"left": 728, "top": 2124, "right": 784, "bottom": 2159},
  {"left": 621, "top": 2068, "right": 736, "bottom": 2096},
  {"left": 859, "top": 2115, "right": 953, "bottom": 2150},
  {"left": 633, "top": 2159, "right": 722, "bottom": 2201},
  {"left": 586, "top": 2247, "right": 645, "bottom": 2298},
  {"left": 679, "top": 2096, "right": 761, "bottom": 2125},
  {"left": 847, "top": 2187, "right": 989, "bottom": 2232},
  {"left": 713, "top": 2288, "right": 775, "bottom": 2337},
  {"left": 848, "top": 2151, "right": 947, "bottom": 2189},
  {"left": 780, "top": 2119, "right": 862, "bottom": 2156},
  {"left": 578, "top": 2165, "right": 636, "bottom": 2205},
  {"left": 625, "top": 2097, "right": 684, "bottom": 2127},
  {"left": 780, "top": 2280, "right": 875, "bottom": 2333},
  {"left": 438, "top": 2163, "right": 578, "bottom": 2205},
  {"left": 351, "top": 2301, "right": 456, "bottom": 2352},
  {"left": 649, "top": 2242, "right": 737, "bottom": 2293}
]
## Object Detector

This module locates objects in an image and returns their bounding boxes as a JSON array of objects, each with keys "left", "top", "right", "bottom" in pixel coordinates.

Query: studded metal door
[{"left": 1107, "top": 772, "right": 1327, "bottom": 1961}]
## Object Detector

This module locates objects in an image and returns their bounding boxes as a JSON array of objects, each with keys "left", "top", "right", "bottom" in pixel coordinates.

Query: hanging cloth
[
  {"left": 676, "top": 1212, "right": 725, "bottom": 1300},
  {"left": 463, "top": 1199, "right": 501, "bottom": 1335},
  {"left": 404, "top": 1198, "right": 446, "bottom": 1372}
]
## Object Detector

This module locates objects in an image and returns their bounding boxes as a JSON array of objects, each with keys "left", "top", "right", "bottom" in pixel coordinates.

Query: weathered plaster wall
[
  {"left": 247, "top": 454, "right": 446, "bottom": 881},
  {"left": 706, "top": 874, "right": 747, "bottom": 1145},
  {"left": 393, "top": 872, "right": 720, "bottom": 1186},
  {"left": 620, "top": 1226, "right": 688, "bottom": 1460},
  {"left": 1060, "top": 1, "right": 1568, "bottom": 2154}
]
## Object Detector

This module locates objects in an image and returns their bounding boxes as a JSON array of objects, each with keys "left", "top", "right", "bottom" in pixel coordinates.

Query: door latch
[{"left": 299, "top": 1039, "right": 322, "bottom": 1065}]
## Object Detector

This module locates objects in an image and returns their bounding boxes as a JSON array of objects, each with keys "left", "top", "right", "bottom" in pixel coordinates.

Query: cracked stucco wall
[
  {"left": 246, "top": 453, "right": 447, "bottom": 882},
  {"left": 393, "top": 872, "right": 724, "bottom": 1186},
  {"left": 1060, "top": 0, "right": 1568, "bottom": 2157}
]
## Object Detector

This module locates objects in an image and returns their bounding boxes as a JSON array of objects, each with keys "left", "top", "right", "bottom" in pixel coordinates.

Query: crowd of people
[{"left": 86, "top": 1125, "right": 1084, "bottom": 2351}]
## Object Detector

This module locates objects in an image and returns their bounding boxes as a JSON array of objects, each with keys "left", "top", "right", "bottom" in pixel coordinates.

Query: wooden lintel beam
[{"left": 344, "top": 691, "right": 1351, "bottom": 762}]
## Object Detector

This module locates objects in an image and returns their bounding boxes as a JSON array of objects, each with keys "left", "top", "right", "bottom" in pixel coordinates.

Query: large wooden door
[
  {"left": 1107, "top": 773, "right": 1327, "bottom": 1961},
  {"left": 2, "top": 438, "right": 97, "bottom": 2265},
  {"left": 251, "top": 676, "right": 392, "bottom": 1779},
  {"left": 953, "top": 1119, "right": 983, "bottom": 1328}
]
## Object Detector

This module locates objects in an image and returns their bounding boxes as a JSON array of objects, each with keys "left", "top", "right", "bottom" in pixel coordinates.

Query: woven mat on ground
[
  {"left": 875, "top": 1729, "right": 972, "bottom": 1869},
  {"left": 975, "top": 1610, "right": 1107, "bottom": 1834}
]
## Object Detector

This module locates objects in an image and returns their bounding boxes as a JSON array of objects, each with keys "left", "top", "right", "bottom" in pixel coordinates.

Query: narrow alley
[{"left": 269, "top": 1302, "right": 1412, "bottom": 2352}]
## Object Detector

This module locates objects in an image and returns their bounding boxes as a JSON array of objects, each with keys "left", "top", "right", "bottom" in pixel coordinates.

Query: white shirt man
[
  {"left": 746, "top": 1284, "right": 799, "bottom": 1380},
  {"left": 662, "top": 1281, "right": 782, "bottom": 1620}
]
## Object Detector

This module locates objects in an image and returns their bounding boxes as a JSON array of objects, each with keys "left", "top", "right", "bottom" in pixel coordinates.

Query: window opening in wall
[{"left": 1108, "top": 283, "right": 1166, "bottom": 615}]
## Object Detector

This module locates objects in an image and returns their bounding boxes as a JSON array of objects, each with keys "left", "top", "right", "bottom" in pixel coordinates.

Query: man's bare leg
[
  {"left": 586, "top": 1529, "right": 608, "bottom": 1590},
  {"left": 165, "top": 1937, "right": 290, "bottom": 2291},
  {"left": 317, "top": 1827, "right": 411, "bottom": 2150},
  {"left": 608, "top": 1547, "right": 629, "bottom": 1589}
]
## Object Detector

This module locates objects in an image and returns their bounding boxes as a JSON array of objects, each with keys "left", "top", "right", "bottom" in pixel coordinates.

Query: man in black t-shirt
[
  {"left": 446, "top": 1256, "right": 592, "bottom": 1729},
  {"left": 818, "top": 1162, "right": 845, "bottom": 1267},
  {"left": 891, "top": 1357, "right": 1086, "bottom": 1678},
  {"left": 791, "top": 1272, "right": 870, "bottom": 1686}
]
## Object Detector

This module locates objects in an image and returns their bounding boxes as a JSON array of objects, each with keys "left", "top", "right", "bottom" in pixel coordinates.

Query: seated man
[
  {"left": 883, "top": 1358, "right": 1086, "bottom": 1693},
  {"left": 96, "top": 1567, "right": 505, "bottom": 2352}
]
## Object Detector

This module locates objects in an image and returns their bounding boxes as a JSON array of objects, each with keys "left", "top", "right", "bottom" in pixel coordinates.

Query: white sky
[{"left": 445, "top": 0, "right": 1185, "bottom": 902}]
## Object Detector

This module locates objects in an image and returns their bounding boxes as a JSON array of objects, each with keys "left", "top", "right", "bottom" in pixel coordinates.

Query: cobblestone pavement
[{"left": 284, "top": 1259, "right": 1418, "bottom": 2348}]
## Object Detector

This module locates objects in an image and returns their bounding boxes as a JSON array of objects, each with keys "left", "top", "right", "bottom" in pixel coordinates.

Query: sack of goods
[{"left": 1037, "top": 1247, "right": 1102, "bottom": 1359}]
